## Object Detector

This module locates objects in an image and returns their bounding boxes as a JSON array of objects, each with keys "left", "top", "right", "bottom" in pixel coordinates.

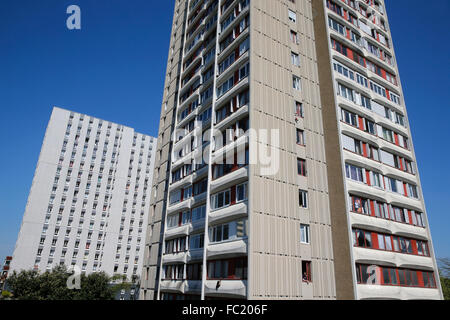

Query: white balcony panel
[
  {"left": 350, "top": 212, "right": 428, "bottom": 240},
  {"left": 214, "top": 105, "right": 249, "bottom": 132},
  {"left": 165, "top": 224, "right": 190, "bottom": 239},
  {"left": 346, "top": 179, "right": 422, "bottom": 210},
  {"left": 162, "top": 252, "right": 187, "bottom": 264},
  {"left": 210, "top": 166, "right": 249, "bottom": 193},
  {"left": 160, "top": 280, "right": 185, "bottom": 294},
  {"left": 209, "top": 201, "right": 248, "bottom": 225},
  {"left": 169, "top": 175, "right": 194, "bottom": 192},
  {"left": 204, "top": 280, "right": 247, "bottom": 298},
  {"left": 357, "top": 284, "right": 441, "bottom": 300},
  {"left": 212, "top": 134, "right": 249, "bottom": 164},
  {"left": 216, "top": 51, "right": 250, "bottom": 85},
  {"left": 207, "top": 239, "right": 247, "bottom": 259},
  {"left": 353, "top": 247, "right": 434, "bottom": 270},
  {"left": 167, "top": 199, "right": 192, "bottom": 215}
]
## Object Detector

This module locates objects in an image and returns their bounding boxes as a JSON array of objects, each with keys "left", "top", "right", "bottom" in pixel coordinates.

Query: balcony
[
  {"left": 162, "top": 252, "right": 187, "bottom": 264},
  {"left": 353, "top": 247, "right": 434, "bottom": 271},
  {"left": 179, "top": 89, "right": 201, "bottom": 111},
  {"left": 357, "top": 283, "right": 440, "bottom": 300},
  {"left": 204, "top": 280, "right": 247, "bottom": 299},
  {"left": 346, "top": 179, "right": 421, "bottom": 210},
  {"left": 186, "top": 248, "right": 204, "bottom": 262},
  {"left": 160, "top": 280, "right": 185, "bottom": 294},
  {"left": 180, "top": 69, "right": 202, "bottom": 95},
  {"left": 210, "top": 165, "right": 248, "bottom": 193},
  {"left": 342, "top": 151, "right": 415, "bottom": 184},
  {"left": 165, "top": 224, "right": 190, "bottom": 239},
  {"left": 217, "top": 50, "right": 250, "bottom": 86},
  {"left": 209, "top": 200, "right": 248, "bottom": 225},
  {"left": 220, "top": 5, "right": 250, "bottom": 40},
  {"left": 170, "top": 174, "right": 194, "bottom": 192},
  {"left": 350, "top": 212, "right": 428, "bottom": 241},
  {"left": 184, "top": 34, "right": 205, "bottom": 60},
  {"left": 167, "top": 191, "right": 207, "bottom": 215},
  {"left": 183, "top": 54, "right": 203, "bottom": 76},
  {"left": 219, "top": 25, "right": 249, "bottom": 58},
  {"left": 214, "top": 104, "right": 249, "bottom": 133},
  {"left": 207, "top": 239, "right": 248, "bottom": 260}
]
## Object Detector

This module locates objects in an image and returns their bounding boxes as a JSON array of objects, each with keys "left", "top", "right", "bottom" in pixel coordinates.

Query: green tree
[
  {"left": 74, "top": 271, "right": 115, "bottom": 300},
  {"left": 438, "top": 258, "right": 450, "bottom": 300},
  {"left": 0, "top": 290, "right": 13, "bottom": 300},
  {"left": 6, "top": 265, "right": 115, "bottom": 300},
  {"left": 6, "top": 269, "right": 42, "bottom": 300},
  {"left": 109, "top": 274, "right": 140, "bottom": 300}
]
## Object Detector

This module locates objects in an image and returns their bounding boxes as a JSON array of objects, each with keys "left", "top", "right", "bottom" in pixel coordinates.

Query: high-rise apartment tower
[
  {"left": 141, "top": 0, "right": 442, "bottom": 300},
  {"left": 10, "top": 107, "right": 157, "bottom": 281}
]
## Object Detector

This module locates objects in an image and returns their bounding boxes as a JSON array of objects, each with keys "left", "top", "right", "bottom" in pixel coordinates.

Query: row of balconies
[
  {"left": 160, "top": 279, "right": 247, "bottom": 299},
  {"left": 332, "top": 72, "right": 405, "bottom": 132},
  {"left": 162, "top": 238, "right": 247, "bottom": 264}
]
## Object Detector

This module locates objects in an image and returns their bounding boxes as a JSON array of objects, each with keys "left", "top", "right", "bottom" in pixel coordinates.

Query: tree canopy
[
  {"left": 3, "top": 265, "right": 118, "bottom": 300},
  {"left": 438, "top": 258, "right": 450, "bottom": 300}
]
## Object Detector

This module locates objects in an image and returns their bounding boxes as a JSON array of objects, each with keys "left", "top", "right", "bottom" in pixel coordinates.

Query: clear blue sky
[{"left": 0, "top": 0, "right": 449, "bottom": 263}]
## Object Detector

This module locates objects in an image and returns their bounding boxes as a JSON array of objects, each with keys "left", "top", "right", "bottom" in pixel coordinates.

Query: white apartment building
[
  {"left": 10, "top": 107, "right": 157, "bottom": 280},
  {"left": 141, "top": 0, "right": 442, "bottom": 300}
]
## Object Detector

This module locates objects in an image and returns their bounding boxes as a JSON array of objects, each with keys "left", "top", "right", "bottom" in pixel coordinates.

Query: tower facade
[
  {"left": 141, "top": 0, "right": 442, "bottom": 300},
  {"left": 10, "top": 107, "right": 157, "bottom": 281}
]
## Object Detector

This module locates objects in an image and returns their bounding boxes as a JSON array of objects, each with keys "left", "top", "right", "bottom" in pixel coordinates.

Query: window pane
[
  {"left": 389, "top": 269, "right": 398, "bottom": 285},
  {"left": 382, "top": 268, "right": 390, "bottom": 284},
  {"left": 364, "top": 232, "right": 372, "bottom": 248}
]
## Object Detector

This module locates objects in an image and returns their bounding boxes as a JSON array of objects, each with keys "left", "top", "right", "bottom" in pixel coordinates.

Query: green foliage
[
  {"left": 1, "top": 290, "right": 13, "bottom": 300},
  {"left": 6, "top": 265, "right": 115, "bottom": 300},
  {"left": 438, "top": 258, "right": 450, "bottom": 300},
  {"left": 75, "top": 271, "right": 116, "bottom": 300},
  {"left": 440, "top": 276, "right": 450, "bottom": 300}
]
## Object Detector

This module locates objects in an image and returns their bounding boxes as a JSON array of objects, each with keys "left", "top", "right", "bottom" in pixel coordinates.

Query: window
[
  {"left": 239, "top": 63, "right": 250, "bottom": 81},
  {"left": 356, "top": 264, "right": 436, "bottom": 289},
  {"left": 210, "top": 220, "right": 247, "bottom": 244},
  {"left": 296, "top": 129, "right": 305, "bottom": 145},
  {"left": 288, "top": 9, "right": 296, "bottom": 23},
  {"left": 189, "top": 233, "right": 204, "bottom": 250},
  {"left": 299, "top": 189, "right": 308, "bottom": 208},
  {"left": 294, "top": 101, "right": 304, "bottom": 118},
  {"left": 236, "top": 183, "right": 248, "bottom": 202},
  {"left": 300, "top": 224, "right": 310, "bottom": 244},
  {"left": 239, "top": 37, "right": 250, "bottom": 56},
  {"left": 207, "top": 258, "right": 247, "bottom": 280},
  {"left": 211, "top": 189, "right": 231, "bottom": 211},
  {"left": 302, "top": 261, "right": 312, "bottom": 282},
  {"left": 328, "top": 17, "right": 345, "bottom": 35},
  {"left": 345, "top": 163, "right": 364, "bottom": 183},
  {"left": 186, "top": 263, "right": 202, "bottom": 280},
  {"left": 290, "top": 30, "right": 299, "bottom": 44},
  {"left": 210, "top": 224, "right": 230, "bottom": 243},
  {"left": 193, "top": 179, "right": 207, "bottom": 195},
  {"left": 191, "top": 205, "right": 206, "bottom": 222},
  {"left": 291, "top": 52, "right": 300, "bottom": 66},
  {"left": 333, "top": 60, "right": 354, "bottom": 81},
  {"left": 297, "top": 158, "right": 307, "bottom": 176},
  {"left": 293, "top": 76, "right": 301, "bottom": 91},
  {"left": 169, "top": 189, "right": 181, "bottom": 205},
  {"left": 338, "top": 83, "right": 354, "bottom": 102}
]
